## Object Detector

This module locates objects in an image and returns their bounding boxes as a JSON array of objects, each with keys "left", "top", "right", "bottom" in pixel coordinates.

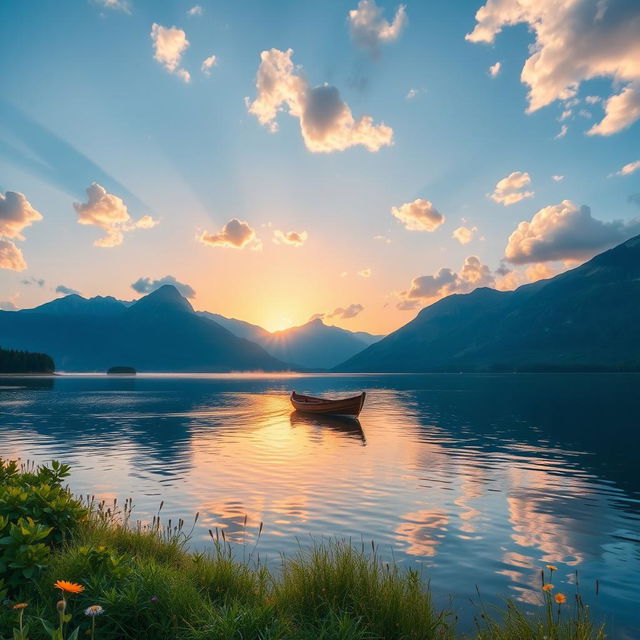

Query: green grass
[{"left": 0, "top": 461, "right": 609, "bottom": 640}]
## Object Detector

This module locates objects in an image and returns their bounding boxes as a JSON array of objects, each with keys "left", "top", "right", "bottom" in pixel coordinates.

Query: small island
[
  {"left": 0, "top": 346, "right": 55, "bottom": 374},
  {"left": 106, "top": 365, "right": 137, "bottom": 375}
]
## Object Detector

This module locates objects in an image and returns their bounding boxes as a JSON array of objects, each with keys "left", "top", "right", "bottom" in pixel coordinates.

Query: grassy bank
[{"left": 0, "top": 460, "right": 605, "bottom": 640}]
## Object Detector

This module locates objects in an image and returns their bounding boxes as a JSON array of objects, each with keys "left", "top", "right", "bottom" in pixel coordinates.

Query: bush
[{"left": 0, "top": 460, "right": 87, "bottom": 587}]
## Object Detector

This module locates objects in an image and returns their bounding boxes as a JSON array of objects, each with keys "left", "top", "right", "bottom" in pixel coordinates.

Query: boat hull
[{"left": 290, "top": 391, "right": 366, "bottom": 417}]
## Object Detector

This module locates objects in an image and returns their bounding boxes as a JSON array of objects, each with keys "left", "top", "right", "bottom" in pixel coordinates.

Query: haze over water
[{"left": 1, "top": 373, "right": 639, "bottom": 636}]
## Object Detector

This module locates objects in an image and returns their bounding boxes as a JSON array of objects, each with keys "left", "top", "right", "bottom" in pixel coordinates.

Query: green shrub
[{"left": 0, "top": 459, "right": 87, "bottom": 588}]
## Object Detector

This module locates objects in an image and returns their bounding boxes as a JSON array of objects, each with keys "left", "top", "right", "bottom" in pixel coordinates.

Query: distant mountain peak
[{"left": 130, "top": 284, "right": 194, "bottom": 314}]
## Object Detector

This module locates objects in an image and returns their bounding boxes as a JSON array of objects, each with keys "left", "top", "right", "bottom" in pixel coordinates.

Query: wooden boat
[{"left": 290, "top": 391, "right": 366, "bottom": 418}]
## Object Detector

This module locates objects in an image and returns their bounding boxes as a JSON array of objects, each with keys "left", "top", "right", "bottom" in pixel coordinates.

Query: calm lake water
[{"left": 1, "top": 373, "right": 639, "bottom": 635}]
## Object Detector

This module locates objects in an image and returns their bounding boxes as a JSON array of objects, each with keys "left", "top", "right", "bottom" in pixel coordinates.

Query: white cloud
[
  {"left": 273, "top": 229, "right": 307, "bottom": 246},
  {"left": 555, "top": 124, "right": 568, "bottom": 139},
  {"left": 611, "top": 160, "right": 640, "bottom": 177},
  {"left": 405, "top": 88, "right": 423, "bottom": 99},
  {"left": 489, "top": 171, "right": 534, "bottom": 206},
  {"left": 96, "top": 0, "right": 130, "bottom": 13},
  {"left": 0, "top": 298, "right": 18, "bottom": 311},
  {"left": 466, "top": 0, "right": 640, "bottom": 135},
  {"left": 488, "top": 61, "right": 501, "bottom": 78},
  {"left": 585, "top": 95, "right": 601, "bottom": 104},
  {"left": 198, "top": 218, "right": 261, "bottom": 250},
  {"left": 348, "top": 0, "right": 407, "bottom": 54},
  {"left": 201, "top": 55, "right": 217, "bottom": 75},
  {"left": 187, "top": 5, "right": 203, "bottom": 16},
  {"left": 74, "top": 183, "right": 158, "bottom": 247},
  {"left": 56, "top": 285, "right": 81, "bottom": 296},
  {"left": 327, "top": 303, "right": 364, "bottom": 319},
  {"left": 399, "top": 255, "right": 494, "bottom": 308},
  {"left": 0, "top": 191, "right": 43, "bottom": 240},
  {"left": 131, "top": 275, "right": 195, "bottom": 298},
  {"left": 391, "top": 198, "right": 444, "bottom": 232},
  {"left": 357, "top": 268, "right": 372, "bottom": 278},
  {"left": 505, "top": 200, "right": 640, "bottom": 264},
  {"left": 150, "top": 23, "right": 190, "bottom": 82},
  {"left": 373, "top": 234, "right": 391, "bottom": 243},
  {"left": 0, "top": 191, "right": 43, "bottom": 271},
  {"left": 0, "top": 239, "right": 26, "bottom": 272},
  {"left": 552, "top": 175, "right": 564, "bottom": 182},
  {"left": 587, "top": 82, "right": 640, "bottom": 136},
  {"left": 558, "top": 109, "right": 572, "bottom": 122},
  {"left": 247, "top": 48, "right": 393, "bottom": 153},
  {"left": 452, "top": 225, "right": 477, "bottom": 244}
]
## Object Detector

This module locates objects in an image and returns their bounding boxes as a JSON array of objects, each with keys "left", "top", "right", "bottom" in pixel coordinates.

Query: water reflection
[
  {"left": 0, "top": 373, "right": 638, "bottom": 635},
  {"left": 289, "top": 411, "right": 366, "bottom": 445}
]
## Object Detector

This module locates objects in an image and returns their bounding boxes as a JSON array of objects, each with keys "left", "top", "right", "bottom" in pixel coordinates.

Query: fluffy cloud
[
  {"left": 198, "top": 218, "right": 261, "bottom": 250},
  {"left": 348, "top": 0, "right": 407, "bottom": 54},
  {"left": 247, "top": 48, "right": 393, "bottom": 153},
  {"left": 611, "top": 160, "right": 640, "bottom": 177},
  {"left": 452, "top": 225, "right": 477, "bottom": 244},
  {"left": 555, "top": 124, "right": 568, "bottom": 139},
  {"left": 489, "top": 171, "right": 534, "bottom": 206},
  {"left": 405, "top": 88, "right": 423, "bottom": 99},
  {"left": 0, "top": 191, "right": 42, "bottom": 271},
  {"left": 0, "top": 240, "right": 26, "bottom": 272},
  {"left": 552, "top": 175, "right": 564, "bottom": 182},
  {"left": 56, "top": 285, "right": 80, "bottom": 296},
  {"left": 273, "top": 229, "right": 307, "bottom": 246},
  {"left": 96, "top": 0, "right": 130, "bottom": 13},
  {"left": 466, "top": 0, "right": 640, "bottom": 135},
  {"left": 0, "top": 191, "right": 43, "bottom": 240},
  {"left": 74, "top": 183, "right": 158, "bottom": 247},
  {"left": 0, "top": 299, "right": 18, "bottom": 311},
  {"left": 505, "top": 200, "right": 640, "bottom": 264},
  {"left": 201, "top": 55, "right": 217, "bottom": 75},
  {"left": 327, "top": 303, "right": 364, "bottom": 319},
  {"left": 399, "top": 256, "right": 494, "bottom": 308},
  {"left": 151, "top": 23, "right": 190, "bottom": 82},
  {"left": 488, "top": 61, "right": 501, "bottom": 78},
  {"left": 131, "top": 275, "right": 195, "bottom": 298},
  {"left": 187, "top": 5, "right": 202, "bottom": 16},
  {"left": 391, "top": 199, "right": 444, "bottom": 232}
]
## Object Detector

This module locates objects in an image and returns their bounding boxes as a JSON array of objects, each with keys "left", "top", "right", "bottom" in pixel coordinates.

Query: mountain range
[
  {"left": 0, "top": 286, "right": 381, "bottom": 372},
  {"left": 0, "top": 286, "right": 285, "bottom": 372},
  {"left": 201, "top": 313, "right": 382, "bottom": 369},
  {"left": 337, "top": 234, "right": 640, "bottom": 372}
]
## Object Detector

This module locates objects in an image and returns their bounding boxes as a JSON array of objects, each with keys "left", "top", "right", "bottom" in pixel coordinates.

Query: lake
[{"left": 1, "top": 373, "right": 638, "bottom": 636}]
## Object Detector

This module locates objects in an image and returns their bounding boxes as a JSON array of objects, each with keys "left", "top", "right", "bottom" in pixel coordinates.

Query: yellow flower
[
  {"left": 542, "top": 584, "right": 554, "bottom": 591},
  {"left": 555, "top": 593, "right": 567, "bottom": 604},
  {"left": 54, "top": 580, "right": 85, "bottom": 594},
  {"left": 12, "top": 603, "right": 28, "bottom": 610},
  {"left": 546, "top": 565, "right": 558, "bottom": 571}
]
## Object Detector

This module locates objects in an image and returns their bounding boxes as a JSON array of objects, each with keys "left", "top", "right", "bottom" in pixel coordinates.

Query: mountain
[
  {"left": 199, "top": 312, "right": 382, "bottom": 369},
  {"left": 337, "top": 234, "right": 640, "bottom": 373},
  {"left": 198, "top": 312, "right": 270, "bottom": 343},
  {"left": 0, "top": 285, "right": 287, "bottom": 372},
  {"left": 21, "top": 294, "right": 128, "bottom": 316},
  {"left": 259, "top": 318, "right": 382, "bottom": 369}
]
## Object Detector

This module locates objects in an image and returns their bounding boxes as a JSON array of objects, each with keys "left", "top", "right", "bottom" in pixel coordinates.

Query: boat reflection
[{"left": 289, "top": 410, "right": 366, "bottom": 445}]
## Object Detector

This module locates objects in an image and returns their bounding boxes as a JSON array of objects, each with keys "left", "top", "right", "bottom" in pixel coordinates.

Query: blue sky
[{"left": 1, "top": 0, "right": 639, "bottom": 333}]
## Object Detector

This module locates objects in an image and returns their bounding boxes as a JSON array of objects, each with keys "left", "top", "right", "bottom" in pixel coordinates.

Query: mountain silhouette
[
  {"left": 0, "top": 285, "right": 287, "bottom": 372},
  {"left": 337, "top": 234, "right": 640, "bottom": 372},
  {"left": 200, "top": 313, "right": 382, "bottom": 369}
]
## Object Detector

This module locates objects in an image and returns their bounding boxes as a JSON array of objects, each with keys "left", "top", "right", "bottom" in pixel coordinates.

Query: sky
[{"left": 1, "top": 0, "right": 639, "bottom": 334}]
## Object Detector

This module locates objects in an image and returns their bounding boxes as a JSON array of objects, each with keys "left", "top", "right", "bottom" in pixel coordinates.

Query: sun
[{"left": 264, "top": 316, "right": 294, "bottom": 333}]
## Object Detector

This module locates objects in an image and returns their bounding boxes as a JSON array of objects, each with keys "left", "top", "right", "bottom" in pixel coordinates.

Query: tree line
[{"left": 0, "top": 346, "right": 55, "bottom": 373}]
